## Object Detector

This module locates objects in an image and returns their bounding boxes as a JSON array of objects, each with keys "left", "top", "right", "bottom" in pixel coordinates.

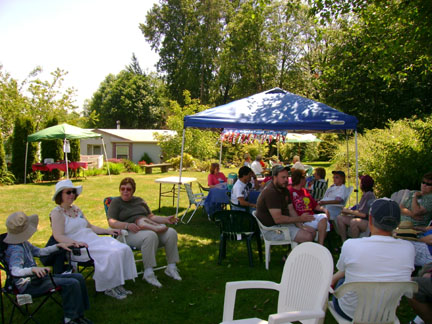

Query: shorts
[{"left": 304, "top": 213, "right": 330, "bottom": 231}]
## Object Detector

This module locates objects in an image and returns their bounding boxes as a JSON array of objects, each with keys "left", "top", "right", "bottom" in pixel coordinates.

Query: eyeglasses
[
  {"left": 120, "top": 187, "right": 132, "bottom": 192},
  {"left": 65, "top": 190, "right": 76, "bottom": 195},
  {"left": 422, "top": 181, "right": 432, "bottom": 186}
]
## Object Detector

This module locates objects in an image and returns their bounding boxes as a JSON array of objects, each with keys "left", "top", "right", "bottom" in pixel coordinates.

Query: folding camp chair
[{"left": 0, "top": 233, "right": 62, "bottom": 324}]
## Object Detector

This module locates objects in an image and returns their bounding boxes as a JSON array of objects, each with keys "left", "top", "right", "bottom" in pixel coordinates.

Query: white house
[{"left": 80, "top": 129, "right": 176, "bottom": 164}]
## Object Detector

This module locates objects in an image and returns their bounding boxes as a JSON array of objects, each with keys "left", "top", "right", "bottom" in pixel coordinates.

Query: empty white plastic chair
[
  {"left": 328, "top": 281, "right": 418, "bottom": 324},
  {"left": 221, "top": 242, "right": 334, "bottom": 324},
  {"left": 252, "top": 211, "right": 298, "bottom": 270}
]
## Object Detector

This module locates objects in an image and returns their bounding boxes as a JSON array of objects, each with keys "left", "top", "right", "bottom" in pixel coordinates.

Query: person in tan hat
[
  {"left": 50, "top": 179, "right": 137, "bottom": 300},
  {"left": 4, "top": 212, "right": 92, "bottom": 324}
]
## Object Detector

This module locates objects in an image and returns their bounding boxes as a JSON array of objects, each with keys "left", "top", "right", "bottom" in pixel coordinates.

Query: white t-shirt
[
  {"left": 336, "top": 235, "right": 415, "bottom": 318},
  {"left": 231, "top": 180, "right": 250, "bottom": 205},
  {"left": 251, "top": 161, "right": 263, "bottom": 176},
  {"left": 322, "top": 184, "right": 346, "bottom": 202}
]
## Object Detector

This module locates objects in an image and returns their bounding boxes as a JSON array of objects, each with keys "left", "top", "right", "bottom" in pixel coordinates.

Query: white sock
[
  {"left": 64, "top": 318, "right": 71, "bottom": 323},
  {"left": 167, "top": 263, "right": 177, "bottom": 270},
  {"left": 413, "top": 316, "right": 425, "bottom": 324},
  {"left": 144, "top": 268, "right": 154, "bottom": 277}
]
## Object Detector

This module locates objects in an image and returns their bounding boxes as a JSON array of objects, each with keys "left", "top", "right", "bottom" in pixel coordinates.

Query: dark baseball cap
[
  {"left": 370, "top": 198, "right": 401, "bottom": 232},
  {"left": 272, "top": 165, "right": 290, "bottom": 176},
  {"left": 332, "top": 170, "right": 346, "bottom": 178}
]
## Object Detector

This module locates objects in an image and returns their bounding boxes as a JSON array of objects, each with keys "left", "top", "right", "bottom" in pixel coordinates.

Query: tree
[
  {"left": 311, "top": 0, "right": 432, "bottom": 130},
  {"left": 156, "top": 91, "right": 219, "bottom": 160},
  {"left": 85, "top": 69, "right": 166, "bottom": 129},
  {"left": 11, "top": 117, "right": 37, "bottom": 183},
  {"left": 141, "top": 0, "right": 225, "bottom": 104}
]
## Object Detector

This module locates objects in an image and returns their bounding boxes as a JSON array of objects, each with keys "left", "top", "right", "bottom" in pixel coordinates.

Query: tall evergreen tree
[{"left": 11, "top": 117, "right": 37, "bottom": 183}]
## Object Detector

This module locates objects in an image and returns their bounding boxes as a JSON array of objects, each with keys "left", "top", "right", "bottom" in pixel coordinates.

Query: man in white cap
[
  {"left": 331, "top": 199, "right": 415, "bottom": 321},
  {"left": 4, "top": 211, "right": 92, "bottom": 324}
]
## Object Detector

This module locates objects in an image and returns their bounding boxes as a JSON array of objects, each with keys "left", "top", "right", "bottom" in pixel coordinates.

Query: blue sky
[{"left": 0, "top": 0, "right": 159, "bottom": 109}]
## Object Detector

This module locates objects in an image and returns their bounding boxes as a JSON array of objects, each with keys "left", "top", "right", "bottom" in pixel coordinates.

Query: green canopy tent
[{"left": 25, "top": 123, "right": 109, "bottom": 182}]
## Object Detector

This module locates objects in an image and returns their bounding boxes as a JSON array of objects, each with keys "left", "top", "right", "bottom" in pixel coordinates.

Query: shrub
[
  {"left": 331, "top": 116, "right": 432, "bottom": 197},
  {"left": 122, "top": 159, "right": 139, "bottom": 173},
  {"left": 11, "top": 117, "right": 37, "bottom": 183},
  {"left": 105, "top": 162, "right": 124, "bottom": 175},
  {"left": 84, "top": 168, "right": 105, "bottom": 177},
  {"left": 139, "top": 152, "right": 152, "bottom": 164},
  {"left": 41, "top": 118, "right": 63, "bottom": 180},
  {"left": 166, "top": 153, "right": 196, "bottom": 170}
]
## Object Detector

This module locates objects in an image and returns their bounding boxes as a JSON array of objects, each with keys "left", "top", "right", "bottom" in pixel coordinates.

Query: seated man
[
  {"left": 256, "top": 165, "right": 316, "bottom": 243},
  {"left": 251, "top": 155, "right": 264, "bottom": 177},
  {"left": 331, "top": 199, "right": 415, "bottom": 321},
  {"left": 399, "top": 172, "right": 432, "bottom": 227},
  {"left": 318, "top": 170, "right": 347, "bottom": 220},
  {"left": 408, "top": 263, "right": 432, "bottom": 324},
  {"left": 231, "top": 166, "right": 258, "bottom": 211},
  {"left": 289, "top": 169, "right": 330, "bottom": 245}
]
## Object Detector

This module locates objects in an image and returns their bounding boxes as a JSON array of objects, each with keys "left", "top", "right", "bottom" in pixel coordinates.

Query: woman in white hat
[
  {"left": 50, "top": 180, "right": 137, "bottom": 300},
  {"left": 4, "top": 211, "right": 92, "bottom": 324}
]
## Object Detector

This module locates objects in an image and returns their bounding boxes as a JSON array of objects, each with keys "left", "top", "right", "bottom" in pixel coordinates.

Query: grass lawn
[{"left": 0, "top": 168, "right": 416, "bottom": 323}]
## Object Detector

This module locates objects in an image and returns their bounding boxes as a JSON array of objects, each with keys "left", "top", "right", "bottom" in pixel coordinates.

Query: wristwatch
[{"left": 124, "top": 223, "right": 129, "bottom": 230}]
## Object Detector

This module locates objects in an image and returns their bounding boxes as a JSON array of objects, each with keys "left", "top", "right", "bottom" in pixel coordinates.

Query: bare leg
[
  {"left": 407, "top": 298, "right": 432, "bottom": 324},
  {"left": 350, "top": 218, "right": 368, "bottom": 238},
  {"left": 294, "top": 229, "right": 315, "bottom": 243},
  {"left": 336, "top": 214, "right": 352, "bottom": 242},
  {"left": 317, "top": 218, "right": 328, "bottom": 245}
]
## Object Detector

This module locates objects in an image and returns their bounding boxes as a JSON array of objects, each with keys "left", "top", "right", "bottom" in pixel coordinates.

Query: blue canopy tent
[{"left": 176, "top": 88, "right": 359, "bottom": 215}]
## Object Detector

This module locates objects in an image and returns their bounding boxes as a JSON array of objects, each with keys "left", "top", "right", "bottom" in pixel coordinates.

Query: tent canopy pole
[
  {"left": 176, "top": 128, "right": 186, "bottom": 217},
  {"left": 24, "top": 142, "right": 29, "bottom": 184},
  {"left": 101, "top": 138, "right": 111, "bottom": 181}
]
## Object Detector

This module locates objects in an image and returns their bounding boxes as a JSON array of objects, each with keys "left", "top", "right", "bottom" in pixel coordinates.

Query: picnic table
[{"left": 140, "top": 163, "right": 173, "bottom": 174}]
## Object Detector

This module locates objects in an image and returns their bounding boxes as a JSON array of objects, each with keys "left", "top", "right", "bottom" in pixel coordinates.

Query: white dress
[{"left": 54, "top": 206, "right": 137, "bottom": 291}]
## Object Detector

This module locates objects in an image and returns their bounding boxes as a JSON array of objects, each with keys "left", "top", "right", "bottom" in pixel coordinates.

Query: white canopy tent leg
[
  {"left": 24, "top": 142, "right": 29, "bottom": 184},
  {"left": 355, "top": 130, "right": 359, "bottom": 204},
  {"left": 64, "top": 139, "right": 69, "bottom": 179},
  {"left": 175, "top": 128, "right": 186, "bottom": 217},
  {"left": 219, "top": 140, "right": 223, "bottom": 165},
  {"left": 101, "top": 138, "right": 111, "bottom": 181},
  {"left": 345, "top": 132, "right": 350, "bottom": 204}
]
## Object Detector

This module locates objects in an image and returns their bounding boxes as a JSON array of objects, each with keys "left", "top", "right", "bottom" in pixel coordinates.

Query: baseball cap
[
  {"left": 272, "top": 165, "right": 290, "bottom": 176},
  {"left": 332, "top": 170, "right": 346, "bottom": 178},
  {"left": 370, "top": 198, "right": 400, "bottom": 232}
]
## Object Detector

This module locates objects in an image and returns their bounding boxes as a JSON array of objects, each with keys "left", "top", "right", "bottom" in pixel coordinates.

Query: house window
[
  {"left": 116, "top": 145, "right": 129, "bottom": 159},
  {"left": 87, "top": 144, "right": 102, "bottom": 155}
]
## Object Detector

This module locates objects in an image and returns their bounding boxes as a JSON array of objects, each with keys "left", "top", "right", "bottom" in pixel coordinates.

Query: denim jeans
[{"left": 24, "top": 273, "right": 90, "bottom": 320}]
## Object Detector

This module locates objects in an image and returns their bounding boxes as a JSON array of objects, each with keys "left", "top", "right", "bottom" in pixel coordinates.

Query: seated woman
[
  {"left": 50, "top": 180, "right": 137, "bottom": 300},
  {"left": 208, "top": 162, "right": 227, "bottom": 188},
  {"left": 336, "top": 175, "right": 376, "bottom": 241},
  {"left": 107, "top": 177, "right": 181, "bottom": 288},
  {"left": 410, "top": 222, "right": 432, "bottom": 267},
  {"left": 4, "top": 211, "right": 92, "bottom": 324}
]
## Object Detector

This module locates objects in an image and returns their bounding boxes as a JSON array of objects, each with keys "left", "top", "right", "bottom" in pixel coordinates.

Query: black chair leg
[
  {"left": 246, "top": 236, "right": 253, "bottom": 267},
  {"left": 255, "top": 233, "right": 263, "bottom": 262},
  {"left": 218, "top": 234, "right": 225, "bottom": 265}
]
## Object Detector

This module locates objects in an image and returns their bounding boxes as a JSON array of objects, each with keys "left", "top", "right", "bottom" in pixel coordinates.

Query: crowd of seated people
[{"left": 5, "top": 158, "right": 432, "bottom": 324}]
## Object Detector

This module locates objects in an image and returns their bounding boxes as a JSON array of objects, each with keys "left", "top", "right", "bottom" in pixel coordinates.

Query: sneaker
[
  {"left": 143, "top": 273, "right": 162, "bottom": 288},
  {"left": 115, "top": 285, "right": 132, "bottom": 295},
  {"left": 165, "top": 267, "right": 182, "bottom": 281},
  {"left": 104, "top": 288, "right": 127, "bottom": 300}
]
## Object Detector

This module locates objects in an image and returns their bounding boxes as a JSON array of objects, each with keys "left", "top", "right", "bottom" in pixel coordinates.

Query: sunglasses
[
  {"left": 65, "top": 190, "right": 77, "bottom": 195},
  {"left": 422, "top": 181, "right": 432, "bottom": 186},
  {"left": 120, "top": 187, "right": 132, "bottom": 192}
]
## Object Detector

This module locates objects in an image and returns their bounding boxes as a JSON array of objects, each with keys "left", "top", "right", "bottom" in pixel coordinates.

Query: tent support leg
[
  {"left": 101, "top": 138, "right": 111, "bottom": 181},
  {"left": 355, "top": 130, "right": 359, "bottom": 204},
  {"left": 24, "top": 142, "right": 29, "bottom": 184},
  {"left": 176, "top": 128, "right": 186, "bottom": 218}
]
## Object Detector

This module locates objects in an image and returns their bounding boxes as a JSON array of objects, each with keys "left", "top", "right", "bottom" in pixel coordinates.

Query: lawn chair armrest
[
  {"left": 268, "top": 309, "right": 325, "bottom": 324},
  {"left": 223, "top": 280, "right": 280, "bottom": 321}
]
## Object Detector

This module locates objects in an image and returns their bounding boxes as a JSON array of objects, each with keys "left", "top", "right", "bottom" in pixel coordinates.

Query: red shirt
[
  {"left": 288, "top": 187, "right": 318, "bottom": 216},
  {"left": 208, "top": 172, "right": 227, "bottom": 186}
]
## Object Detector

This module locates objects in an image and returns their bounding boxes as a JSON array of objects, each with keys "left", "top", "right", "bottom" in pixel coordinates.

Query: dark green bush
[
  {"left": 11, "top": 117, "right": 37, "bottom": 183},
  {"left": 332, "top": 116, "right": 432, "bottom": 197},
  {"left": 139, "top": 152, "right": 153, "bottom": 164},
  {"left": 41, "top": 118, "right": 63, "bottom": 180}
]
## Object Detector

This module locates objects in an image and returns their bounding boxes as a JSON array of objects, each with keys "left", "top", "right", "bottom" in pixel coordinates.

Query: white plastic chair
[
  {"left": 252, "top": 211, "right": 298, "bottom": 270},
  {"left": 328, "top": 281, "right": 418, "bottom": 324},
  {"left": 390, "top": 189, "right": 411, "bottom": 205},
  {"left": 181, "top": 183, "right": 207, "bottom": 224},
  {"left": 221, "top": 242, "right": 334, "bottom": 324},
  {"left": 326, "top": 186, "right": 354, "bottom": 221}
]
